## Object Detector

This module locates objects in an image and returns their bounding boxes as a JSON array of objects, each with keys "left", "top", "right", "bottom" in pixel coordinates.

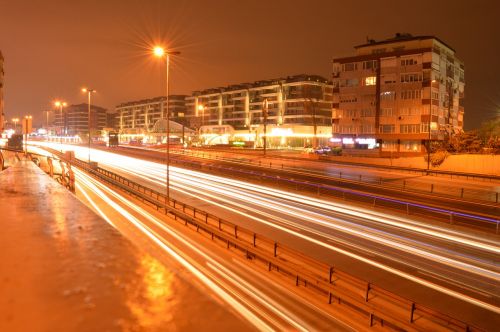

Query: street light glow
[{"left": 153, "top": 46, "right": 165, "bottom": 58}]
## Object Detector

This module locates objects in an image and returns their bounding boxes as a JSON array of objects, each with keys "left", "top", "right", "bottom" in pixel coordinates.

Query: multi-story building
[
  {"left": 332, "top": 33, "right": 465, "bottom": 155},
  {"left": 54, "top": 103, "right": 107, "bottom": 135},
  {"left": 0, "top": 51, "right": 4, "bottom": 132},
  {"left": 116, "top": 95, "right": 188, "bottom": 132},
  {"left": 185, "top": 74, "right": 333, "bottom": 148}
]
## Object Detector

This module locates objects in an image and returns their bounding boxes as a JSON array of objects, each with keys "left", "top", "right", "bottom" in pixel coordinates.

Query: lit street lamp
[
  {"left": 54, "top": 100, "right": 67, "bottom": 135},
  {"left": 197, "top": 104, "right": 206, "bottom": 127},
  {"left": 154, "top": 46, "right": 180, "bottom": 203},
  {"left": 12, "top": 118, "right": 19, "bottom": 132},
  {"left": 82, "top": 88, "right": 96, "bottom": 164}
]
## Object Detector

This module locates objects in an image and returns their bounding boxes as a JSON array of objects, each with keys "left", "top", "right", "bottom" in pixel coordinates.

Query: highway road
[
  {"left": 161, "top": 147, "right": 500, "bottom": 202},
  {"left": 73, "top": 165, "right": 355, "bottom": 331},
  {"left": 99, "top": 145, "right": 500, "bottom": 219},
  {"left": 33, "top": 143, "right": 500, "bottom": 330}
]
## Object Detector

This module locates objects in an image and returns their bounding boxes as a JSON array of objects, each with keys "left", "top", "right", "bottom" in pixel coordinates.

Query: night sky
[{"left": 1, "top": 0, "right": 498, "bottom": 130}]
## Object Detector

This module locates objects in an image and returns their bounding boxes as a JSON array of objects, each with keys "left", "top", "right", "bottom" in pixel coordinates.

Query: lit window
[{"left": 364, "top": 76, "right": 377, "bottom": 86}]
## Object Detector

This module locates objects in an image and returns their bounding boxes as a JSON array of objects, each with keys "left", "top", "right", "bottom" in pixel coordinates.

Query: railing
[
  {"left": 102, "top": 146, "right": 500, "bottom": 233},
  {"left": 170, "top": 148, "right": 500, "bottom": 204},
  {"left": 46, "top": 146, "right": 485, "bottom": 331}
]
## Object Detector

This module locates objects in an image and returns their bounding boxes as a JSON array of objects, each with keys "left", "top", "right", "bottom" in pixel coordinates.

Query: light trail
[
  {"left": 36, "top": 142, "right": 500, "bottom": 314},
  {"left": 75, "top": 168, "right": 321, "bottom": 331}
]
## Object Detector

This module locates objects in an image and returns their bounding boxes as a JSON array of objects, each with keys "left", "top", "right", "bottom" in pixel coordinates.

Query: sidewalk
[{"left": 0, "top": 161, "right": 247, "bottom": 332}]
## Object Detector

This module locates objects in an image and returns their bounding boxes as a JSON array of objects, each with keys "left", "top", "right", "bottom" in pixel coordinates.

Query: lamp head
[{"left": 153, "top": 46, "right": 165, "bottom": 58}]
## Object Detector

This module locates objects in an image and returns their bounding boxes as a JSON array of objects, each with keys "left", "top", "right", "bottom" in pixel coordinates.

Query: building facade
[
  {"left": 0, "top": 51, "right": 4, "bottom": 132},
  {"left": 185, "top": 74, "right": 333, "bottom": 148},
  {"left": 116, "top": 95, "right": 188, "bottom": 132},
  {"left": 332, "top": 34, "right": 465, "bottom": 155},
  {"left": 54, "top": 103, "right": 107, "bottom": 135}
]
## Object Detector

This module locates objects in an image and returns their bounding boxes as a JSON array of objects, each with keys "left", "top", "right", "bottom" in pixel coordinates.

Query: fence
[
  {"left": 102, "top": 147, "right": 500, "bottom": 233},
  {"left": 44, "top": 146, "right": 485, "bottom": 332},
  {"left": 170, "top": 148, "right": 500, "bottom": 204}
]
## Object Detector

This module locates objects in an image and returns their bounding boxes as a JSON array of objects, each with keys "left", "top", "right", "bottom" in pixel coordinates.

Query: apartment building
[
  {"left": 54, "top": 103, "right": 107, "bottom": 135},
  {"left": 0, "top": 51, "right": 4, "bottom": 132},
  {"left": 116, "top": 95, "right": 188, "bottom": 132},
  {"left": 332, "top": 33, "right": 465, "bottom": 155},
  {"left": 185, "top": 74, "right": 333, "bottom": 148}
]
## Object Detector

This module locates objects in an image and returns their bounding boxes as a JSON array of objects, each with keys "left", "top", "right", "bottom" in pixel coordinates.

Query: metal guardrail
[
  {"left": 104, "top": 147, "right": 500, "bottom": 233},
  {"left": 45, "top": 146, "right": 484, "bottom": 332},
  {"left": 171, "top": 148, "right": 500, "bottom": 204},
  {"left": 185, "top": 147, "right": 500, "bottom": 182}
]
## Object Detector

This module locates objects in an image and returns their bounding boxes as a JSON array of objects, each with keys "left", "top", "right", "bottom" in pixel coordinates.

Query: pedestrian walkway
[{"left": 0, "top": 161, "right": 246, "bottom": 331}]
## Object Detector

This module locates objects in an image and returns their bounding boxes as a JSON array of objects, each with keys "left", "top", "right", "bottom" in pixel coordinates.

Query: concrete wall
[{"left": 321, "top": 154, "right": 500, "bottom": 175}]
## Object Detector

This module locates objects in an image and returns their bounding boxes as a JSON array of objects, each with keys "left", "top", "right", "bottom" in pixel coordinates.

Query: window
[
  {"left": 340, "top": 125, "right": 353, "bottom": 133},
  {"left": 340, "top": 95, "right": 357, "bottom": 103},
  {"left": 379, "top": 124, "right": 395, "bottom": 133},
  {"left": 421, "top": 123, "right": 429, "bottom": 133},
  {"left": 400, "top": 90, "right": 422, "bottom": 100},
  {"left": 364, "top": 76, "right": 377, "bottom": 86},
  {"left": 340, "top": 78, "right": 359, "bottom": 87},
  {"left": 362, "top": 60, "right": 377, "bottom": 70},
  {"left": 400, "top": 124, "right": 420, "bottom": 133},
  {"left": 399, "top": 107, "right": 420, "bottom": 116},
  {"left": 343, "top": 110, "right": 357, "bottom": 118},
  {"left": 361, "top": 109, "right": 374, "bottom": 117},
  {"left": 361, "top": 124, "right": 375, "bottom": 133},
  {"left": 400, "top": 73, "right": 423, "bottom": 83},
  {"left": 380, "top": 108, "right": 394, "bottom": 116},
  {"left": 382, "top": 74, "right": 396, "bottom": 84},
  {"left": 401, "top": 140, "right": 420, "bottom": 152},
  {"left": 431, "top": 91, "right": 439, "bottom": 100},
  {"left": 380, "top": 91, "right": 396, "bottom": 100},
  {"left": 342, "top": 63, "right": 357, "bottom": 72},
  {"left": 401, "top": 58, "right": 418, "bottom": 66}
]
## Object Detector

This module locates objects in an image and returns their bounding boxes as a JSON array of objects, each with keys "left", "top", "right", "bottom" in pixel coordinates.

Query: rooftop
[
  {"left": 192, "top": 74, "right": 331, "bottom": 96},
  {"left": 354, "top": 33, "right": 456, "bottom": 52}
]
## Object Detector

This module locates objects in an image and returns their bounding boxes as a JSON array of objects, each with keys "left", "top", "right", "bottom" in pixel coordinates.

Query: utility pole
[{"left": 262, "top": 98, "right": 268, "bottom": 156}]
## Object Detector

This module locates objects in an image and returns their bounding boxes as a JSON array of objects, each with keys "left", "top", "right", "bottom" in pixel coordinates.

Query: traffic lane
[
  {"left": 94, "top": 161, "right": 500, "bottom": 326},
  {"left": 75, "top": 169, "right": 354, "bottom": 332},
  {"left": 184, "top": 156, "right": 500, "bottom": 217},
  {"left": 107, "top": 146, "right": 500, "bottom": 216},
  {"left": 96, "top": 159, "right": 499, "bottom": 290},
  {"left": 176, "top": 147, "right": 500, "bottom": 192},
  {"left": 37, "top": 143, "right": 500, "bottom": 328},
  {"left": 169, "top": 175, "right": 500, "bottom": 301},
  {"left": 174, "top": 148, "right": 500, "bottom": 201}
]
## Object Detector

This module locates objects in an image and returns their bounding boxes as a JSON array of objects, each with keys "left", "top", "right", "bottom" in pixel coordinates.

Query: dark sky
[{"left": 1, "top": 0, "right": 499, "bottom": 129}]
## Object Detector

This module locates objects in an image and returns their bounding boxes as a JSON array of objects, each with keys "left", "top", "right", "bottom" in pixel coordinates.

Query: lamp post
[
  {"left": 12, "top": 118, "right": 19, "bottom": 132},
  {"left": 198, "top": 104, "right": 205, "bottom": 145},
  {"left": 23, "top": 115, "right": 32, "bottom": 153},
  {"left": 262, "top": 98, "right": 268, "bottom": 156},
  {"left": 54, "top": 101, "right": 67, "bottom": 136},
  {"left": 427, "top": 79, "right": 437, "bottom": 172},
  {"left": 154, "top": 46, "right": 180, "bottom": 203},
  {"left": 82, "top": 88, "right": 96, "bottom": 164}
]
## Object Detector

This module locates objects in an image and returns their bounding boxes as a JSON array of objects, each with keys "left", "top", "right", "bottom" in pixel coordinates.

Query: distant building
[
  {"left": 116, "top": 95, "right": 188, "bottom": 132},
  {"left": 0, "top": 51, "right": 4, "bottom": 132},
  {"left": 332, "top": 33, "right": 465, "bottom": 155},
  {"left": 54, "top": 103, "right": 107, "bottom": 135},
  {"left": 106, "top": 110, "right": 118, "bottom": 130},
  {"left": 185, "top": 74, "right": 333, "bottom": 147}
]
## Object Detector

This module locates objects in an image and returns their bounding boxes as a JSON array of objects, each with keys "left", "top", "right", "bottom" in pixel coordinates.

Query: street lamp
[
  {"left": 12, "top": 118, "right": 19, "bottom": 132},
  {"left": 82, "top": 88, "right": 96, "bottom": 164},
  {"left": 54, "top": 100, "right": 67, "bottom": 135},
  {"left": 262, "top": 98, "right": 268, "bottom": 156},
  {"left": 197, "top": 104, "right": 205, "bottom": 127},
  {"left": 154, "top": 46, "right": 180, "bottom": 204},
  {"left": 427, "top": 79, "right": 438, "bottom": 172}
]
